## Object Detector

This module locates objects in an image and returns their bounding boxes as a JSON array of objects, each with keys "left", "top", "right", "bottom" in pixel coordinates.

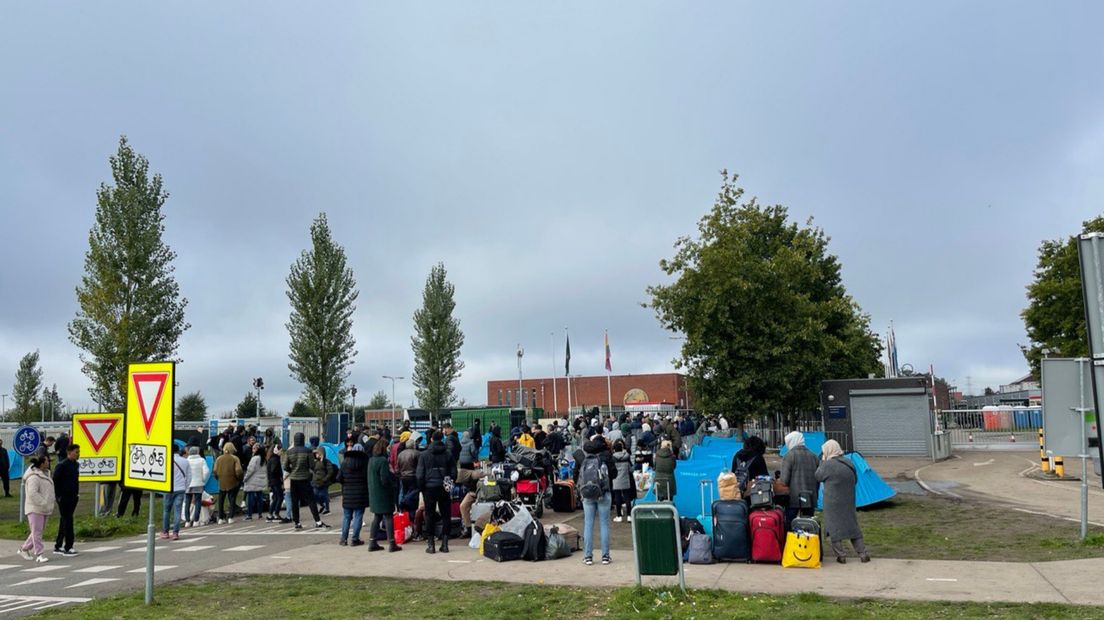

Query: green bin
[{"left": 632, "top": 504, "right": 680, "bottom": 576}]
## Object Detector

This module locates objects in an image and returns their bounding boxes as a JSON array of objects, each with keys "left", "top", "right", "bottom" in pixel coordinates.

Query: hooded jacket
[
  {"left": 611, "top": 449, "right": 633, "bottom": 491},
  {"left": 283, "top": 432, "right": 313, "bottom": 481},
  {"left": 311, "top": 451, "right": 336, "bottom": 487},
  {"left": 416, "top": 441, "right": 457, "bottom": 491},
  {"left": 243, "top": 454, "right": 267, "bottom": 493},
  {"left": 653, "top": 446, "right": 677, "bottom": 499},
  {"left": 367, "top": 452, "right": 397, "bottom": 514},
  {"left": 397, "top": 433, "right": 422, "bottom": 480},
  {"left": 572, "top": 437, "right": 615, "bottom": 486},
  {"left": 459, "top": 431, "right": 478, "bottom": 469},
  {"left": 445, "top": 431, "right": 462, "bottom": 464},
  {"left": 187, "top": 453, "right": 211, "bottom": 492},
  {"left": 488, "top": 427, "right": 507, "bottom": 464},
  {"left": 24, "top": 466, "right": 54, "bottom": 516},
  {"left": 338, "top": 449, "right": 370, "bottom": 510},
  {"left": 213, "top": 445, "right": 244, "bottom": 492},
  {"left": 266, "top": 452, "right": 283, "bottom": 489}
]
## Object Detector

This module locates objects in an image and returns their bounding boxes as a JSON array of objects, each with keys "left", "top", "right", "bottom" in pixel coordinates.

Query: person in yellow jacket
[{"left": 517, "top": 426, "right": 535, "bottom": 449}]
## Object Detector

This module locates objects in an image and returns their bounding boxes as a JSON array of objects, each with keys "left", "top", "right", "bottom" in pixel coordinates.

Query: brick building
[{"left": 486, "top": 372, "right": 692, "bottom": 417}]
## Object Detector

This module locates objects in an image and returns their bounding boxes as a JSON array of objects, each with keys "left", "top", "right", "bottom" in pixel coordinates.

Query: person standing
[
  {"left": 487, "top": 425, "right": 507, "bottom": 464},
  {"left": 469, "top": 418, "right": 482, "bottom": 453},
  {"left": 653, "top": 440, "right": 677, "bottom": 502},
  {"left": 337, "top": 443, "right": 369, "bottom": 546},
  {"left": 53, "top": 444, "right": 80, "bottom": 556},
  {"left": 185, "top": 446, "right": 210, "bottom": 528},
  {"left": 310, "top": 448, "right": 336, "bottom": 515},
  {"left": 416, "top": 431, "right": 456, "bottom": 554},
  {"left": 573, "top": 432, "right": 615, "bottom": 566},
  {"left": 265, "top": 445, "right": 284, "bottom": 522},
  {"left": 0, "top": 438, "right": 11, "bottom": 497},
  {"left": 116, "top": 481, "right": 143, "bottom": 518},
  {"left": 19, "top": 455, "right": 54, "bottom": 562},
  {"left": 161, "top": 444, "right": 191, "bottom": 540},
  {"left": 242, "top": 444, "right": 267, "bottom": 521},
  {"left": 779, "top": 431, "right": 820, "bottom": 530},
  {"left": 367, "top": 439, "right": 401, "bottom": 552},
  {"left": 396, "top": 431, "right": 421, "bottom": 527},
  {"left": 284, "top": 432, "right": 327, "bottom": 530},
  {"left": 213, "top": 443, "right": 243, "bottom": 524},
  {"left": 815, "top": 439, "right": 870, "bottom": 564},
  {"left": 457, "top": 430, "right": 484, "bottom": 538},
  {"left": 610, "top": 439, "right": 634, "bottom": 522}
]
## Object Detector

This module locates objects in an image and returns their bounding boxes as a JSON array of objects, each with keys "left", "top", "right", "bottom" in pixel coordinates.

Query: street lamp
[
  {"left": 1, "top": 393, "right": 6, "bottom": 419},
  {"left": 382, "top": 375, "right": 404, "bottom": 432},
  {"left": 517, "top": 344, "right": 525, "bottom": 411},
  {"left": 350, "top": 385, "right": 358, "bottom": 427},
  {"left": 252, "top": 377, "right": 264, "bottom": 418}
]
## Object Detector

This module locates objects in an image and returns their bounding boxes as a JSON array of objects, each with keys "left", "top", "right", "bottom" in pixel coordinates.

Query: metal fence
[{"left": 941, "top": 409, "right": 1041, "bottom": 449}]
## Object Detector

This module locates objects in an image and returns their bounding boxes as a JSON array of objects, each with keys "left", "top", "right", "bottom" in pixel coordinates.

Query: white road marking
[
  {"left": 0, "top": 564, "right": 23, "bottom": 571},
  {"left": 73, "top": 565, "right": 123, "bottom": 573},
  {"left": 172, "top": 545, "right": 214, "bottom": 552},
  {"left": 83, "top": 545, "right": 123, "bottom": 553},
  {"left": 125, "top": 565, "right": 176, "bottom": 573},
  {"left": 66, "top": 577, "right": 120, "bottom": 588},
  {"left": 224, "top": 545, "right": 265, "bottom": 552},
  {"left": 22, "top": 565, "right": 66, "bottom": 573},
  {"left": 972, "top": 459, "right": 994, "bottom": 467},
  {"left": 926, "top": 578, "right": 958, "bottom": 582},
  {"left": 126, "top": 545, "right": 166, "bottom": 553},
  {"left": 9, "top": 576, "right": 63, "bottom": 587},
  {"left": 0, "top": 594, "right": 90, "bottom": 613},
  {"left": 446, "top": 560, "right": 471, "bottom": 564}
]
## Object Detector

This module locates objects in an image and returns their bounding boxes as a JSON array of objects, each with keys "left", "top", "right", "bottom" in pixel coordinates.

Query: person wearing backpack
[
  {"left": 732, "top": 435, "right": 768, "bottom": 496},
  {"left": 572, "top": 431, "right": 616, "bottom": 566},
  {"left": 653, "top": 440, "right": 677, "bottom": 501}
]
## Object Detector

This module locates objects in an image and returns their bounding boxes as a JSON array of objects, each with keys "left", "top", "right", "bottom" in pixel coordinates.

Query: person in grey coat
[
  {"left": 815, "top": 439, "right": 870, "bottom": 563},
  {"left": 610, "top": 440, "right": 634, "bottom": 522},
  {"left": 780, "top": 431, "right": 820, "bottom": 530}
]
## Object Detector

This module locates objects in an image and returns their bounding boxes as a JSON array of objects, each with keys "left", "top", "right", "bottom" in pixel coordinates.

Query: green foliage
[
  {"left": 234, "top": 392, "right": 265, "bottom": 418},
  {"left": 1021, "top": 216, "right": 1104, "bottom": 376},
  {"left": 68, "top": 136, "right": 190, "bottom": 411},
  {"left": 647, "top": 172, "right": 882, "bottom": 422},
  {"left": 40, "top": 384, "right": 64, "bottom": 420},
  {"left": 367, "top": 389, "right": 390, "bottom": 409},
  {"left": 286, "top": 213, "right": 359, "bottom": 415},
  {"left": 411, "top": 262, "right": 465, "bottom": 420},
  {"left": 290, "top": 400, "right": 316, "bottom": 418},
  {"left": 9, "top": 350, "right": 44, "bottom": 424},
  {"left": 176, "top": 391, "right": 208, "bottom": 422}
]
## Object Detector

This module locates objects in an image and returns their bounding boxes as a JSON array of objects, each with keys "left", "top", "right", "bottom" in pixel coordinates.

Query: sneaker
[
  {"left": 627, "top": 516, "right": 632, "bottom": 522},
  {"left": 218, "top": 519, "right": 226, "bottom": 525},
  {"left": 17, "top": 549, "right": 33, "bottom": 561},
  {"left": 294, "top": 523, "right": 304, "bottom": 530},
  {"left": 62, "top": 549, "right": 79, "bottom": 557},
  {"left": 34, "top": 555, "right": 50, "bottom": 563},
  {"left": 338, "top": 540, "right": 348, "bottom": 546},
  {"left": 158, "top": 531, "right": 170, "bottom": 540},
  {"left": 584, "top": 557, "right": 593, "bottom": 566},
  {"left": 860, "top": 554, "right": 871, "bottom": 563},
  {"left": 52, "top": 548, "right": 64, "bottom": 555},
  {"left": 315, "top": 521, "right": 330, "bottom": 529},
  {"left": 613, "top": 516, "right": 622, "bottom": 523},
  {"left": 170, "top": 532, "right": 180, "bottom": 541},
  {"left": 226, "top": 518, "right": 234, "bottom": 524},
  {"left": 602, "top": 555, "right": 611, "bottom": 565},
  {"left": 244, "top": 516, "right": 253, "bottom": 521}
]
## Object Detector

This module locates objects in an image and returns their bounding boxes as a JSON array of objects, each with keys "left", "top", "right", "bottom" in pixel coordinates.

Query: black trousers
[
  {"left": 270, "top": 485, "right": 285, "bottom": 516},
  {"left": 217, "top": 487, "right": 239, "bottom": 520},
  {"left": 370, "top": 512, "right": 395, "bottom": 543},
  {"left": 55, "top": 497, "right": 77, "bottom": 551},
  {"left": 422, "top": 487, "right": 450, "bottom": 540},
  {"left": 117, "top": 486, "right": 142, "bottom": 517},
  {"left": 0, "top": 471, "right": 9, "bottom": 496},
  {"left": 290, "top": 479, "right": 319, "bottom": 525}
]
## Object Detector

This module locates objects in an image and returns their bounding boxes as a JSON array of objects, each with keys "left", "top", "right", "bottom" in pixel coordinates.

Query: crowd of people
[{"left": 11, "top": 411, "right": 868, "bottom": 567}]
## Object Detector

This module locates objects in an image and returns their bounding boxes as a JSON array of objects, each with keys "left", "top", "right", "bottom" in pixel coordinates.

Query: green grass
[
  {"left": 27, "top": 576, "right": 1104, "bottom": 619},
  {"left": 0, "top": 483, "right": 157, "bottom": 542},
  {"left": 857, "top": 494, "right": 1104, "bottom": 562}
]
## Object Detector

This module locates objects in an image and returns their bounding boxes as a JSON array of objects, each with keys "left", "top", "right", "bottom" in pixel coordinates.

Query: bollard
[
  {"left": 1039, "top": 429, "right": 1050, "bottom": 473},
  {"left": 1056, "top": 456, "right": 1065, "bottom": 478}
]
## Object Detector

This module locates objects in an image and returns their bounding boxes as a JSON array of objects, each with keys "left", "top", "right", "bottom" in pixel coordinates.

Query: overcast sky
[{"left": 1, "top": 2, "right": 1101, "bottom": 416}]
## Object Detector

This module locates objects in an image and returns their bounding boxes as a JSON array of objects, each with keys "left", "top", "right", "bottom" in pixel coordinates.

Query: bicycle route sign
[
  {"left": 13, "top": 425, "right": 41, "bottom": 457},
  {"left": 72, "top": 412, "right": 123, "bottom": 482},
  {"left": 123, "top": 361, "right": 175, "bottom": 493}
]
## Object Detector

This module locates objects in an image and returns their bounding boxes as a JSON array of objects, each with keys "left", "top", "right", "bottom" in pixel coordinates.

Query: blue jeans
[
  {"left": 582, "top": 492, "right": 612, "bottom": 559},
  {"left": 313, "top": 485, "right": 330, "bottom": 512},
  {"left": 161, "top": 491, "right": 185, "bottom": 534},
  {"left": 341, "top": 508, "right": 365, "bottom": 543},
  {"left": 245, "top": 491, "right": 264, "bottom": 517}
]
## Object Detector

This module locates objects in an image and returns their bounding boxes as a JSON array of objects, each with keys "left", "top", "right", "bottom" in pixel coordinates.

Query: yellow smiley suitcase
[{"left": 781, "top": 516, "right": 822, "bottom": 569}]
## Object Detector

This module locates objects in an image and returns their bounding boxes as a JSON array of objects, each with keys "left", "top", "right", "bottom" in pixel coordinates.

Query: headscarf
[
  {"left": 642, "top": 423, "right": 651, "bottom": 433},
  {"left": 821, "top": 439, "right": 844, "bottom": 461},
  {"left": 399, "top": 431, "right": 411, "bottom": 444},
  {"left": 784, "top": 431, "right": 805, "bottom": 451}
]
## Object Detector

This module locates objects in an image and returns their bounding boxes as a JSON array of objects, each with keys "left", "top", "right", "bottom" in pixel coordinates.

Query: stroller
[{"left": 507, "top": 445, "right": 552, "bottom": 518}]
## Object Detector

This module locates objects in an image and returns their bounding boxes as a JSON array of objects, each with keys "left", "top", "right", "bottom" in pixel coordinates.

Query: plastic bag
[
  {"left": 479, "top": 523, "right": 501, "bottom": 555},
  {"left": 500, "top": 504, "right": 534, "bottom": 538},
  {"left": 469, "top": 527, "right": 482, "bottom": 550},
  {"left": 545, "top": 526, "right": 572, "bottom": 560}
]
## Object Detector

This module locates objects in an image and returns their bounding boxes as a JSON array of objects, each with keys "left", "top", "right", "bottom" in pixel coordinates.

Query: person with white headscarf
[
  {"left": 779, "top": 431, "right": 819, "bottom": 530},
  {"left": 815, "top": 439, "right": 869, "bottom": 563}
]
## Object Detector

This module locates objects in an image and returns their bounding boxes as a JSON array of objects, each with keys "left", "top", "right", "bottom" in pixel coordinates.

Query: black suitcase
[
  {"left": 748, "top": 479, "right": 774, "bottom": 510},
  {"left": 551, "top": 481, "right": 577, "bottom": 512},
  {"left": 484, "top": 531, "right": 525, "bottom": 562},
  {"left": 711, "top": 499, "right": 750, "bottom": 561}
]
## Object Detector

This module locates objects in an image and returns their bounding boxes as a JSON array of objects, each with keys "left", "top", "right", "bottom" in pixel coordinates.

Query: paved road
[{"left": 0, "top": 515, "right": 338, "bottom": 617}]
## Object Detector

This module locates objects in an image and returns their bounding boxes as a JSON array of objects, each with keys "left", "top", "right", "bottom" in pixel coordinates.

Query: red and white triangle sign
[
  {"left": 132, "top": 372, "right": 168, "bottom": 437},
  {"left": 78, "top": 418, "right": 119, "bottom": 453}
]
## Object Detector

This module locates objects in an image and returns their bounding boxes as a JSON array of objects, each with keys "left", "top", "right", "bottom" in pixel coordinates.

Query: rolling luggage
[
  {"left": 551, "top": 480, "right": 577, "bottom": 512},
  {"left": 686, "top": 532, "right": 715, "bottom": 564},
  {"left": 483, "top": 531, "right": 525, "bottom": 562},
  {"left": 711, "top": 499, "right": 750, "bottom": 561},
  {"left": 748, "top": 478, "right": 774, "bottom": 510},
  {"left": 749, "top": 507, "right": 784, "bottom": 563}
]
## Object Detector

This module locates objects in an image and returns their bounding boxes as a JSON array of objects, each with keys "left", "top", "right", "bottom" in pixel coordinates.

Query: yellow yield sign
[
  {"left": 72, "top": 412, "right": 124, "bottom": 482},
  {"left": 123, "top": 361, "right": 175, "bottom": 493}
]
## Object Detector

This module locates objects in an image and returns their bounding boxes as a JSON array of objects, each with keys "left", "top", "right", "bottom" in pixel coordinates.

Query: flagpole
[
  {"left": 605, "top": 330, "right": 613, "bottom": 414},
  {"left": 551, "top": 332, "right": 558, "bottom": 416},
  {"left": 565, "top": 327, "right": 572, "bottom": 416}
]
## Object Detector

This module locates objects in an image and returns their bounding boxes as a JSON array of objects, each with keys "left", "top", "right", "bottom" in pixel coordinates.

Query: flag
[
  {"left": 565, "top": 333, "right": 571, "bottom": 375},
  {"left": 605, "top": 331, "right": 612, "bottom": 372},
  {"left": 887, "top": 325, "right": 899, "bottom": 377}
]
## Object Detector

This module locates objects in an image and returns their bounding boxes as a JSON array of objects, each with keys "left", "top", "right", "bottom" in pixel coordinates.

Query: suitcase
[
  {"left": 483, "top": 531, "right": 525, "bottom": 562},
  {"left": 551, "top": 480, "right": 577, "bottom": 512},
  {"left": 711, "top": 499, "right": 750, "bottom": 561},
  {"left": 749, "top": 507, "right": 785, "bottom": 563},
  {"left": 451, "top": 498, "right": 462, "bottom": 520},
  {"left": 748, "top": 478, "right": 774, "bottom": 510}
]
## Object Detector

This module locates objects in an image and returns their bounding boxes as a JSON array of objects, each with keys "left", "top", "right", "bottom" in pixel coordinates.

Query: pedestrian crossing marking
[
  {"left": 10, "top": 576, "right": 63, "bottom": 587},
  {"left": 224, "top": 545, "right": 264, "bottom": 551},
  {"left": 172, "top": 545, "right": 214, "bottom": 552},
  {"left": 126, "top": 565, "right": 176, "bottom": 573},
  {"left": 0, "top": 564, "right": 21, "bottom": 571},
  {"left": 125, "top": 545, "right": 166, "bottom": 553},
  {"left": 74, "top": 565, "right": 123, "bottom": 573},
  {"left": 83, "top": 545, "right": 123, "bottom": 553},
  {"left": 66, "top": 577, "right": 120, "bottom": 589},
  {"left": 22, "top": 565, "right": 66, "bottom": 573}
]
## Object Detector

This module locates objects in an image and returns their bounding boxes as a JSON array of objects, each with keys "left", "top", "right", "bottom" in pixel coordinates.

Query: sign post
[
  {"left": 12, "top": 425, "right": 41, "bottom": 525},
  {"left": 124, "top": 362, "right": 175, "bottom": 605},
  {"left": 72, "top": 413, "right": 123, "bottom": 521}
]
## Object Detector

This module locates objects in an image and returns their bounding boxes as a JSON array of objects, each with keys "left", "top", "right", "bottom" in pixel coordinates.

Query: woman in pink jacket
[{"left": 19, "top": 455, "right": 54, "bottom": 563}]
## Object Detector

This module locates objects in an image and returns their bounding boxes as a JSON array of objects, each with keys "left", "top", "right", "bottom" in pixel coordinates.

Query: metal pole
[
  {"left": 18, "top": 470, "right": 24, "bottom": 524},
  {"left": 1078, "top": 358, "right": 1089, "bottom": 541},
  {"left": 145, "top": 491, "right": 156, "bottom": 604},
  {"left": 517, "top": 345, "right": 524, "bottom": 414},
  {"left": 551, "top": 332, "right": 558, "bottom": 416},
  {"left": 94, "top": 483, "right": 100, "bottom": 519}
]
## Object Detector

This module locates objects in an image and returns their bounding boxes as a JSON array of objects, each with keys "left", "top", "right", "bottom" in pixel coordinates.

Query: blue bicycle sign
[{"left": 13, "top": 425, "right": 41, "bottom": 456}]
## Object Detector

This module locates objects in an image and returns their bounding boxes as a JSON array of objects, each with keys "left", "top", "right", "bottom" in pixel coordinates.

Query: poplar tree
[
  {"left": 411, "top": 263, "right": 465, "bottom": 421},
  {"left": 9, "top": 351, "right": 44, "bottom": 424}
]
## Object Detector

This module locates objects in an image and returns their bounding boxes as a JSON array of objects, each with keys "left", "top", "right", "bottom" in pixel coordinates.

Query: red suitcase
[{"left": 749, "top": 508, "right": 784, "bottom": 563}]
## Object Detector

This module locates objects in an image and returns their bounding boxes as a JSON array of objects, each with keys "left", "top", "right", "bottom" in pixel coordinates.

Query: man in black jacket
[
  {"left": 53, "top": 443, "right": 81, "bottom": 555},
  {"left": 442, "top": 423, "right": 461, "bottom": 464},
  {"left": 0, "top": 438, "right": 10, "bottom": 497},
  {"left": 487, "top": 425, "right": 507, "bottom": 464},
  {"left": 469, "top": 419, "right": 482, "bottom": 452},
  {"left": 416, "top": 432, "right": 457, "bottom": 555}
]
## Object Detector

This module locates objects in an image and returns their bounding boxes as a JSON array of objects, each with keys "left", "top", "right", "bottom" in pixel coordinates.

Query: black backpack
[
  {"left": 522, "top": 519, "right": 547, "bottom": 561},
  {"left": 579, "top": 454, "right": 610, "bottom": 501}
]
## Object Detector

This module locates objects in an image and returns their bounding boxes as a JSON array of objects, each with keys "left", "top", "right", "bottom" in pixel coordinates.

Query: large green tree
[
  {"left": 9, "top": 351, "right": 44, "bottom": 424},
  {"left": 367, "top": 390, "right": 390, "bottom": 409},
  {"left": 286, "top": 213, "right": 359, "bottom": 415},
  {"left": 177, "top": 391, "right": 208, "bottom": 422},
  {"left": 647, "top": 172, "right": 882, "bottom": 423},
  {"left": 68, "top": 136, "right": 190, "bottom": 411},
  {"left": 1021, "top": 216, "right": 1104, "bottom": 376},
  {"left": 412, "top": 262, "right": 465, "bottom": 421}
]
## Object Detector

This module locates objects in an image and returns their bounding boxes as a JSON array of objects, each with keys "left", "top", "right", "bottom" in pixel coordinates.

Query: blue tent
[
  {"left": 204, "top": 455, "right": 219, "bottom": 494},
  {"left": 778, "top": 432, "right": 827, "bottom": 458},
  {"left": 478, "top": 432, "right": 492, "bottom": 460},
  {"left": 7, "top": 449, "right": 23, "bottom": 480},
  {"left": 813, "top": 452, "right": 896, "bottom": 510},
  {"left": 319, "top": 443, "right": 342, "bottom": 466}
]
